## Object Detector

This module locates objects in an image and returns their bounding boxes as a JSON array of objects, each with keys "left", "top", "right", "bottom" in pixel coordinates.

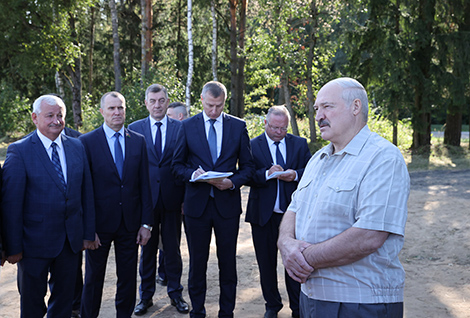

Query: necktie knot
[
  {"left": 209, "top": 119, "right": 216, "bottom": 126},
  {"left": 274, "top": 141, "right": 280, "bottom": 146},
  {"left": 114, "top": 132, "right": 121, "bottom": 139},
  {"left": 155, "top": 122, "right": 162, "bottom": 128}
]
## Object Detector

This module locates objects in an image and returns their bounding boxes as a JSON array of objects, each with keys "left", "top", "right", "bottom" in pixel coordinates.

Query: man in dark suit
[
  {"left": 172, "top": 81, "right": 254, "bottom": 318},
  {"left": 129, "top": 84, "right": 189, "bottom": 315},
  {"left": 79, "top": 91, "right": 153, "bottom": 318},
  {"left": 245, "top": 105, "right": 311, "bottom": 318},
  {"left": 1, "top": 94, "right": 96, "bottom": 317}
]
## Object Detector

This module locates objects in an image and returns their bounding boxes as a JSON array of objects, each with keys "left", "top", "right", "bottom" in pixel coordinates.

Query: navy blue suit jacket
[
  {"left": 245, "top": 133, "right": 311, "bottom": 226},
  {"left": 128, "top": 116, "right": 184, "bottom": 211},
  {"left": 172, "top": 112, "right": 255, "bottom": 218},
  {"left": 79, "top": 126, "right": 153, "bottom": 233},
  {"left": 2, "top": 131, "right": 95, "bottom": 258}
]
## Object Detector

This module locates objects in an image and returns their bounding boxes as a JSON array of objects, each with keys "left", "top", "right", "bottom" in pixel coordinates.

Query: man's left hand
[
  {"left": 278, "top": 169, "right": 296, "bottom": 182},
  {"left": 208, "top": 177, "right": 234, "bottom": 191},
  {"left": 137, "top": 227, "right": 152, "bottom": 246}
]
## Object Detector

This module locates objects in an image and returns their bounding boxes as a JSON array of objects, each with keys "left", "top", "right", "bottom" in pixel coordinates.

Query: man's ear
[{"left": 352, "top": 99, "right": 362, "bottom": 116}]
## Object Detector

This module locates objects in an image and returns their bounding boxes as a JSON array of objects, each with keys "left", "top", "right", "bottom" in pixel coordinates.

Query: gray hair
[
  {"left": 100, "top": 91, "right": 126, "bottom": 109},
  {"left": 168, "top": 102, "right": 189, "bottom": 119},
  {"left": 328, "top": 77, "right": 369, "bottom": 121},
  {"left": 145, "top": 84, "right": 168, "bottom": 101},
  {"left": 201, "top": 81, "right": 227, "bottom": 100},
  {"left": 32, "top": 95, "right": 66, "bottom": 115},
  {"left": 266, "top": 105, "right": 291, "bottom": 123}
]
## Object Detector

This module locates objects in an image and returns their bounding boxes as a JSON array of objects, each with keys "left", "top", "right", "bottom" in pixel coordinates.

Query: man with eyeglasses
[
  {"left": 129, "top": 84, "right": 189, "bottom": 315},
  {"left": 245, "top": 105, "right": 311, "bottom": 318}
]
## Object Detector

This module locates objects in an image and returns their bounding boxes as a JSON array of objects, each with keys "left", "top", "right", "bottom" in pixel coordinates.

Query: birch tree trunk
[
  {"left": 306, "top": 0, "right": 317, "bottom": 146},
  {"left": 185, "top": 0, "right": 193, "bottom": 113},
  {"left": 211, "top": 1, "right": 218, "bottom": 81},
  {"left": 109, "top": 0, "right": 122, "bottom": 91},
  {"left": 68, "top": 13, "right": 83, "bottom": 129},
  {"left": 141, "top": 0, "right": 152, "bottom": 81}
]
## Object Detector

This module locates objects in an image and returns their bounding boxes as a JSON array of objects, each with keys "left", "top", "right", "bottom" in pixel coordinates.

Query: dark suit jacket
[
  {"left": 1, "top": 131, "right": 95, "bottom": 258},
  {"left": 79, "top": 126, "right": 153, "bottom": 233},
  {"left": 128, "top": 116, "right": 184, "bottom": 211},
  {"left": 172, "top": 112, "right": 255, "bottom": 218},
  {"left": 245, "top": 133, "right": 311, "bottom": 226},
  {"left": 64, "top": 126, "right": 82, "bottom": 138}
]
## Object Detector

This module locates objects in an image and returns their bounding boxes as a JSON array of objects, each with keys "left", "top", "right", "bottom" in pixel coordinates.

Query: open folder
[{"left": 190, "top": 171, "right": 233, "bottom": 182}]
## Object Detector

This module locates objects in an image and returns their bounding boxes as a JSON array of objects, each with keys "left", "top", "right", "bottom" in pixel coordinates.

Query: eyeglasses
[
  {"left": 148, "top": 98, "right": 167, "bottom": 105},
  {"left": 267, "top": 123, "right": 288, "bottom": 132}
]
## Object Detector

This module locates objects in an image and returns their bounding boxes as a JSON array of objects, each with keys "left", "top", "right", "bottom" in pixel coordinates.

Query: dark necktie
[
  {"left": 51, "top": 142, "right": 66, "bottom": 192},
  {"left": 208, "top": 119, "right": 217, "bottom": 164},
  {"left": 155, "top": 122, "right": 162, "bottom": 161},
  {"left": 274, "top": 141, "right": 287, "bottom": 211},
  {"left": 114, "top": 132, "right": 123, "bottom": 179}
]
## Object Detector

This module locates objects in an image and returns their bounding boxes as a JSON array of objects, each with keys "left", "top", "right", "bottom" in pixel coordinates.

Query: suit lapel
[
  {"left": 142, "top": 117, "right": 158, "bottom": 160},
  {"left": 162, "top": 118, "right": 175, "bottom": 161},
  {"left": 258, "top": 134, "right": 274, "bottom": 166},
  {"left": 195, "top": 113, "right": 213, "bottom": 165},
  {"left": 284, "top": 134, "right": 293, "bottom": 167},
  {"left": 219, "top": 113, "right": 231, "bottom": 163},
  {"left": 31, "top": 132, "right": 66, "bottom": 194},
  {"left": 97, "top": 127, "right": 121, "bottom": 179},
  {"left": 62, "top": 134, "right": 79, "bottom": 195}
]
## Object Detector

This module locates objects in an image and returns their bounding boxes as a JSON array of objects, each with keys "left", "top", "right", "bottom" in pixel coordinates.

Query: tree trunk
[
  {"left": 141, "top": 0, "right": 152, "bottom": 81},
  {"left": 109, "top": 0, "right": 122, "bottom": 91},
  {"left": 236, "top": 0, "right": 246, "bottom": 118},
  {"left": 410, "top": 0, "right": 435, "bottom": 151},
  {"left": 306, "top": 0, "right": 318, "bottom": 146},
  {"left": 229, "top": 0, "right": 239, "bottom": 116},
  {"left": 68, "top": 13, "right": 82, "bottom": 129},
  {"left": 88, "top": 5, "right": 96, "bottom": 95},
  {"left": 211, "top": 1, "right": 218, "bottom": 81},
  {"left": 281, "top": 72, "right": 299, "bottom": 136},
  {"left": 185, "top": 0, "right": 193, "bottom": 112}
]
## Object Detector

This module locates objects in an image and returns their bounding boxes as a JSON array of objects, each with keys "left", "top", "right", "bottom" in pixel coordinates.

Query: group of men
[{"left": 0, "top": 77, "right": 410, "bottom": 318}]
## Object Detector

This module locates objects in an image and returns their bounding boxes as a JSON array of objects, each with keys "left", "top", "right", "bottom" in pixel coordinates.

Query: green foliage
[{"left": 0, "top": 81, "right": 33, "bottom": 136}]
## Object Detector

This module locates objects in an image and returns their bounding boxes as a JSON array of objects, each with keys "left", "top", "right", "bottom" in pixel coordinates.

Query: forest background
[{"left": 0, "top": 0, "right": 469, "bottom": 159}]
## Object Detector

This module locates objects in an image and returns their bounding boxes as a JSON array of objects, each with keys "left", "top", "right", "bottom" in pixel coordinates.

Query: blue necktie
[
  {"left": 155, "top": 122, "right": 162, "bottom": 161},
  {"left": 274, "top": 141, "right": 287, "bottom": 211},
  {"left": 208, "top": 119, "right": 217, "bottom": 164},
  {"left": 51, "top": 142, "right": 66, "bottom": 192},
  {"left": 114, "top": 132, "right": 123, "bottom": 179}
]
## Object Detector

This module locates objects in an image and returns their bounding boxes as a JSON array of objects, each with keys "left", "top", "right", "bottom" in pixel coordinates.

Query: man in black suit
[
  {"left": 129, "top": 84, "right": 189, "bottom": 315},
  {"left": 245, "top": 105, "right": 311, "bottom": 318},
  {"left": 172, "top": 81, "right": 254, "bottom": 318},
  {"left": 79, "top": 91, "right": 153, "bottom": 318}
]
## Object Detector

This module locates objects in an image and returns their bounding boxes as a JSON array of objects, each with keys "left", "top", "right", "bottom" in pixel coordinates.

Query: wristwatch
[{"left": 142, "top": 224, "right": 153, "bottom": 231}]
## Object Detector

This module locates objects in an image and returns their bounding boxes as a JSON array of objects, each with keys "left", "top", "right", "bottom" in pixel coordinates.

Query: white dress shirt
[
  {"left": 149, "top": 115, "right": 168, "bottom": 153},
  {"left": 36, "top": 130, "right": 67, "bottom": 183},
  {"left": 102, "top": 123, "right": 125, "bottom": 162}
]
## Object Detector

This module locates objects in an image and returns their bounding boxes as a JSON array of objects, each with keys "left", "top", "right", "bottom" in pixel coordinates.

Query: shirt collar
[
  {"left": 103, "top": 123, "right": 125, "bottom": 139},
  {"left": 36, "top": 129, "right": 63, "bottom": 149},
  {"left": 202, "top": 111, "right": 223, "bottom": 123},
  {"left": 320, "top": 125, "right": 371, "bottom": 159},
  {"left": 149, "top": 115, "right": 168, "bottom": 127},
  {"left": 264, "top": 132, "right": 285, "bottom": 146}
]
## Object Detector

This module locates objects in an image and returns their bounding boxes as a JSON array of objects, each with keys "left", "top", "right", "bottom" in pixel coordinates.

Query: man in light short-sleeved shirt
[{"left": 278, "top": 77, "right": 410, "bottom": 318}]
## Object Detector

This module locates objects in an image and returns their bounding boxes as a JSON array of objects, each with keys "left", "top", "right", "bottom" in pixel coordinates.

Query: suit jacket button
[{"left": 119, "top": 202, "right": 122, "bottom": 206}]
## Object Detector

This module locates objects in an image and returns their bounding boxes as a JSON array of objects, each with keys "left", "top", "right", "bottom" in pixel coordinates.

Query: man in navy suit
[
  {"left": 172, "top": 81, "right": 255, "bottom": 318},
  {"left": 79, "top": 91, "right": 153, "bottom": 318},
  {"left": 129, "top": 84, "right": 189, "bottom": 315},
  {"left": 245, "top": 106, "right": 311, "bottom": 318},
  {"left": 1, "top": 94, "right": 96, "bottom": 317}
]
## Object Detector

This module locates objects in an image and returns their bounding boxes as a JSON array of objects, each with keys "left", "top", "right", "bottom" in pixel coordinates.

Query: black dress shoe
[
  {"left": 134, "top": 299, "right": 153, "bottom": 316},
  {"left": 156, "top": 275, "right": 168, "bottom": 286},
  {"left": 171, "top": 296, "right": 189, "bottom": 314},
  {"left": 264, "top": 310, "right": 278, "bottom": 318}
]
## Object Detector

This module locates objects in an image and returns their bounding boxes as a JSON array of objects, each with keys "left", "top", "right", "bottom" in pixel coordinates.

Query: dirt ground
[{"left": 1, "top": 169, "right": 470, "bottom": 318}]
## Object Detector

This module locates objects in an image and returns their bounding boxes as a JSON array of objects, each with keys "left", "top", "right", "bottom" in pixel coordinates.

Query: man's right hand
[
  {"left": 7, "top": 252, "right": 23, "bottom": 264},
  {"left": 278, "top": 237, "right": 314, "bottom": 283}
]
